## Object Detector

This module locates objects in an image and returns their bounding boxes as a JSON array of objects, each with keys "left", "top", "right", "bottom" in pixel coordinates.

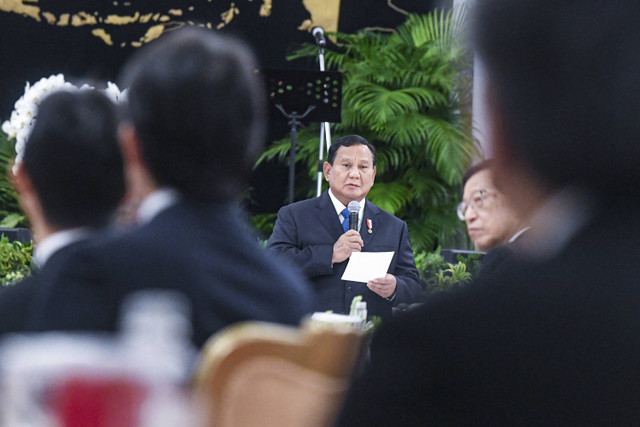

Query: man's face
[
  {"left": 323, "top": 144, "right": 376, "bottom": 206},
  {"left": 461, "top": 169, "right": 521, "bottom": 252}
]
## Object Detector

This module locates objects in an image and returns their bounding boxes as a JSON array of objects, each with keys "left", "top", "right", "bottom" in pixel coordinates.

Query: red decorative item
[{"left": 53, "top": 374, "right": 148, "bottom": 427}]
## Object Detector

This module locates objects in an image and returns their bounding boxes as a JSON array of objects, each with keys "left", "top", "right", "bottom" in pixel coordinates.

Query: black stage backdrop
[{"left": 0, "top": 0, "right": 441, "bottom": 215}]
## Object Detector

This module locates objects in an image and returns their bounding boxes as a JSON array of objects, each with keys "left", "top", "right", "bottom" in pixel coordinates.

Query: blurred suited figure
[
  {"left": 0, "top": 89, "right": 125, "bottom": 333},
  {"left": 459, "top": 159, "right": 528, "bottom": 252},
  {"left": 21, "top": 28, "right": 314, "bottom": 347},
  {"left": 459, "top": 159, "right": 530, "bottom": 276},
  {"left": 336, "top": 0, "right": 640, "bottom": 425}
]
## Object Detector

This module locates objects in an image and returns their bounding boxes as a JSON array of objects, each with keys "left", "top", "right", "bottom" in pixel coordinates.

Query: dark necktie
[{"left": 341, "top": 207, "right": 350, "bottom": 233}]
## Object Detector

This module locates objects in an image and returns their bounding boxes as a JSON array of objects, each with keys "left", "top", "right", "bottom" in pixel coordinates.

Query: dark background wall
[{"left": 1, "top": 0, "right": 444, "bottom": 214}]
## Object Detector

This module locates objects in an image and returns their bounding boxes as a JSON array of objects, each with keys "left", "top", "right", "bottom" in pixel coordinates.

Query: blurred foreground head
[
  {"left": 21, "top": 90, "right": 125, "bottom": 229},
  {"left": 119, "top": 27, "right": 266, "bottom": 201},
  {"left": 474, "top": 0, "right": 640, "bottom": 200}
]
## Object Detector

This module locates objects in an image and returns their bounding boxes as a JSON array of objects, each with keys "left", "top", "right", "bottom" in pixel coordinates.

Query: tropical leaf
[
  {"left": 0, "top": 131, "right": 27, "bottom": 228},
  {"left": 366, "top": 182, "right": 412, "bottom": 215},
  {"left": 0, "top": 214, "right": 24, "bottom": 228}
]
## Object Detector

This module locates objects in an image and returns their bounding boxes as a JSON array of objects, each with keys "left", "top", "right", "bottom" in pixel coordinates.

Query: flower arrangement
[
  {"left": 1, "top": 74, "right": 127, "bottom": 172},
  {"left": 0, "top": 74, "right": 127, "bottom": 284}
]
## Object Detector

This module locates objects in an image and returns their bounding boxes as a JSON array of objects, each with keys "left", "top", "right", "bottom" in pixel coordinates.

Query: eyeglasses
[{"left": 456, "top": 190, "right": 497, "bottom": 220}]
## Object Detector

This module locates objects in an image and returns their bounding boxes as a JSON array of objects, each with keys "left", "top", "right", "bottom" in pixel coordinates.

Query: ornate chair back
[{"left": 194, "top": 317, "right": 369, "bottom": 427}]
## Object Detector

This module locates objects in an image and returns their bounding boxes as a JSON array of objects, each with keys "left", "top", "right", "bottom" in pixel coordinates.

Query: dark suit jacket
[
  {"left": 477, "top": 229, "right": 530, "bottom": 278},
  {"left": 22, "top": 201, "right": 314, "bottom": 348},
  {"left": 0, "top": 240, "right": 91, "bottom": 335},
  {"left": 336, "top": 206, "right": 640, "bottom": 425},
  {"left": 266, "top": 191, "right": 422, "bottom": 320},
  {"left": 477, "top": 243, "right": 515, "bottom": 278}
]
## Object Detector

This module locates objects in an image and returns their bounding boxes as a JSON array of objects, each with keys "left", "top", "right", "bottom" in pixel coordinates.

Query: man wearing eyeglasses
[
  {"left": 459, "top": 160, "right": 529, "bottom": 253},
  {"left": 336, "top": 0, "right": 640, "bottom": 423}
]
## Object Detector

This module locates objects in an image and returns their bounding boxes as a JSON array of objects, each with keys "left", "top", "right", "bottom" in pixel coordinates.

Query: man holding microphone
[{"left": 267, "top": 135, "right": 422, "bottom": 320}]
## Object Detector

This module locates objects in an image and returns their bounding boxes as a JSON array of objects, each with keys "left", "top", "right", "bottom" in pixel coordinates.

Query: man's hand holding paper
[
  {"left": 367, "top": 274, "right": 396, "bottom": 299},
  {"left": 341, "top": 251, "right": 397, "bottom": 298},
  {"left": 340, "top": 250, "right": 392, "bottom": 279}
]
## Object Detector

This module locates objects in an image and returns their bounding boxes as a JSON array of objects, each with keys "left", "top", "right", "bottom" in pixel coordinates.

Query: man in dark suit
[
  {"left": 458, "top": 160, "right": 530, "bottom": 277},
  {"left": 23, "top": 28, "right": 314, "bottom": 348},
  {"left": 459, "top": 160, "right": 529, "bottom": 253},
  {"left": 0, "top": 89, "right": 125, "bottom": 333},
  {"left": 336, "top": 0, "right": 640, "bottom": 424},
  {"left": 267, "top": 135, "right": 422, "bottom": 320}
]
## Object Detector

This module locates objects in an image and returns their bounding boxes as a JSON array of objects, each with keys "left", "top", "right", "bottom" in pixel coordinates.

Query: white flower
[
  {"left": 104, "top": 81, "right": 125, "bottom": 103},
  {"left": 3, "top": 74, "right": 127, "bottom": 175},
  {"left": 1, "top": 120, "right": 14, "bottom": 137}
]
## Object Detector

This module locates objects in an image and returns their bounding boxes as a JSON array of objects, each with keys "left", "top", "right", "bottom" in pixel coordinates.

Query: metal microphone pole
[
  {"left": 274, "top": 104, "right": 316, "bottom": 205},
  {"left": 314, "top": 30, "right": 332, "bottom": 197}
]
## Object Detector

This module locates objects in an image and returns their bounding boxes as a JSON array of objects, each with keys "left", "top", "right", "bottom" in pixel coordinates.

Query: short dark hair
[
  {"left": 474, "top": 0, "right": 640, "bottom": 195},
  {"left": 23, "top": 90, "right": 125, "bottom": 228},
  {"left": 327, "top": 135, "right": 376, "bottom": 166},
  {"left": 462, "top": 159, "right": 495, "bottom": 186},
  {"left": 119, "top": 27, "right": 266, "bottom": 201}
]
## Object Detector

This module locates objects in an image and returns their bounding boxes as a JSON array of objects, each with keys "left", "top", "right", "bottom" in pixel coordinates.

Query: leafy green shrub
[
  {"left": 250, "top": 213, "right": 278, "bottom": 240},
  {"left": 0, "top": 235, "right": 33, "bottom": 286},
  {"left": 415, "top": 246, "right": 482, "bottom": 293},
  {"left": 0, "top": 129, "right": 27, "bottom": 228}
]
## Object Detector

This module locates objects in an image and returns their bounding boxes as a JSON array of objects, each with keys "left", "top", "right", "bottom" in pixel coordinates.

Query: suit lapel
[
  {"left": 361, "top": 200, "right": 382, "bottom": 247},
  {"left": 314, "top": 191, "right": 345, "bottom": 240}
]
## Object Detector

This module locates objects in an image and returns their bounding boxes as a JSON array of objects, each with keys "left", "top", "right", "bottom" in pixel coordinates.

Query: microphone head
[
  {"left": 312, "top": 26, "right": 326, "bottom": 47},
  {"left": 347, "top": 201, "right": 360, "bottom": 213}
]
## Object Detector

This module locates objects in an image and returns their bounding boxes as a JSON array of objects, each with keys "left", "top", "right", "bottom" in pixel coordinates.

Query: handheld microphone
[
  {"left": 348, "top": 201, "right": 360, "bottom": 231},
  {"left": 312, "top": 27, "right": 326, "bottom": 47}
]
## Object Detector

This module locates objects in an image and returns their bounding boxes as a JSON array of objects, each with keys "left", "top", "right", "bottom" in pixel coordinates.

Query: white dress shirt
[
  {"left": 136, "top": 188, "right": 181, "bottom": 224},
  {"left": 328, "top": 189, "right": 365, "bottom": 231},
  {"left": 34, "top": 227, "right": 92, "bottom": 268},
  {"left": 520, "top": 187, "right": 594, "bottom": 260}
]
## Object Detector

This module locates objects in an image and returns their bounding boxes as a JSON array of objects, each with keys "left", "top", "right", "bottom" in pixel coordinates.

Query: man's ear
[
  {"left": 118, "top": 123, "right": 158, "bottom": 200},
  {"left": 323, "top": 161, "right": 331, "bottom": 181},
  {"left": 118, "top": 124, "right": 143, "bottom": 166},
  {"left": 12, "top": 162, "right": 51, "bottom": 239},
  {"left": 13, "top": 162, "right": 34, "bottom": 198}
]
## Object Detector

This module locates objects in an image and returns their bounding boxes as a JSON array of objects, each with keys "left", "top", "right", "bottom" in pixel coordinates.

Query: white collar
[
  {"left": 328, "top": 189, "right": 366, "bottom": 217},
  {"left": 34, "top": 227, "right": 92, "bottom": 268},
  {"left": 508, "top": 227, "right": 531, "bottom": 243},
  {"left": 328, "top": 189, "right": 366, "bottom": 231},
  {"left": 136, "top": 188, "right": 181, "bottom": 224}
]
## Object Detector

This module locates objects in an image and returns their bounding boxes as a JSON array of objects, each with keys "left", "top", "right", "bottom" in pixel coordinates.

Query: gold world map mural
[{"left": 0, "top": 0, "right": 340, "bottom": 47}]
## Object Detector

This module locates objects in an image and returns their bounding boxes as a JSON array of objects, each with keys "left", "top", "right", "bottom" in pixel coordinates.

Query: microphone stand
[
  {"left": 315, "top": 40, "right": 332, "bottom": 197},
  {"left": 263, "top": 67, "right": 342, "bottom": 205},
  {"left": 274, "top": 104, "right": 316, "bottom": 204}
]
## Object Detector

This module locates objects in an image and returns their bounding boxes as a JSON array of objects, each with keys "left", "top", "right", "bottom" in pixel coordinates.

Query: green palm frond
[
  {"left": 374, "top": 145, "right": 415, "bottom": 172},
  {"left": 398, "top": 8, "right": 467, "bottom": 50},
  {"left": 366, "top": 181, "right": 412, "bottom": 215}
]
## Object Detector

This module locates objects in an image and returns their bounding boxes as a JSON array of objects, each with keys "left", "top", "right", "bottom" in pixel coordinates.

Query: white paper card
[{"left": 341, "top": 251, "right": 395, "bottom": 283}]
